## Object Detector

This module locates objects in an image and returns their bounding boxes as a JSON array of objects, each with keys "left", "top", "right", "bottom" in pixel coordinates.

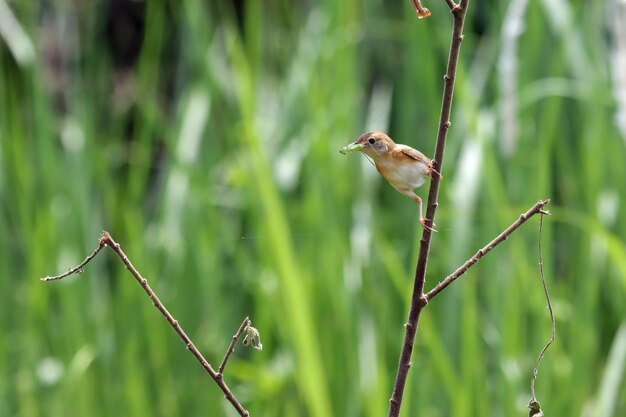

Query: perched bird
[{"left": 339, "top": 131, "right": 438, "bottom": 230}]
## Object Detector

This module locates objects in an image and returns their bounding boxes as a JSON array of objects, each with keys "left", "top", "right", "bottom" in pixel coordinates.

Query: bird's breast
[{"left": 375, "top": 159, "right": 429, "bottom": 190}]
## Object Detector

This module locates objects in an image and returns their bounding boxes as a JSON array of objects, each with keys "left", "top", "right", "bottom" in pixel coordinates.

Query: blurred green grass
[{"left": 1, "top": 0, "right": 626, "bottom": 416}]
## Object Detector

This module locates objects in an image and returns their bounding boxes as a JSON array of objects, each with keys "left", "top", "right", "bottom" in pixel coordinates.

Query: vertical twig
[
  {"left": 528, "top": 212, "right": 556, "bottom": 415},
  {"left": 42, "top": 231, "right": 251, "bottom": 417},
  {"left": 388, "top": 1, "right": 469, "bottom": 416}
]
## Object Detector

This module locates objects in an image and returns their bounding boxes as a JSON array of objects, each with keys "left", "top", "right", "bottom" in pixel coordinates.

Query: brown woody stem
[
  {"left": 42, "top": 231, "right": 250, "bottom": 417},
  {"left": 388, "top": 2, "right": 469, "bottom": 416}
]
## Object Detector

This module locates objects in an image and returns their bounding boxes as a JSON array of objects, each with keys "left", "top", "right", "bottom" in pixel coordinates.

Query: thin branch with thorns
[
  {"left": 41, "top": 231, "right": 254, "bottom": 417},
  {"left": 388, "top": 1, "right": 470, "bottom": 415},
  {"left": 388, "top": 0, "right": 553, "bottom": 415}
]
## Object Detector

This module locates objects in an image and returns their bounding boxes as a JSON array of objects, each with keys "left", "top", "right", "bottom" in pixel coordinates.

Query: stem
[
  {"left": 40, "top": 243, "right": 105, "bottom": 281},
  {"left": 219, "top": 317, "right": 251, "bottom": 376},
  {"left": 426, "top": 200, "right": 551, "bottom": 301},
  {"left": 529, "top": 212, "right": 555, "bottom": 404},
  {"left": 42, "top": 231, "right": 250, "bottom": 417},
  {"left": 388, "top": 2, "right": 469, "bottom": 416}
]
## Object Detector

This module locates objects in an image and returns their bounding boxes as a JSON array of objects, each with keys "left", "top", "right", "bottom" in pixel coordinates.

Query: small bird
[{"left": 339, "top": 131, "right": 438, "bottom": 230}]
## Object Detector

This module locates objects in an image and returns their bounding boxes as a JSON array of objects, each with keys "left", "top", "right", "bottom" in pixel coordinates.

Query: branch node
[
  {"left": 99, "top": 231, "right": 110, "bottom": 245},
  {"left": 418, "top": 294, "right": 429, "bottom": 307}
]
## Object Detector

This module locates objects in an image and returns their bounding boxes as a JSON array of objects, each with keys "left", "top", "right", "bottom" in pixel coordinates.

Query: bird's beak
[{"left": 339, "top": 142, "right": 364, "bottom": 155}]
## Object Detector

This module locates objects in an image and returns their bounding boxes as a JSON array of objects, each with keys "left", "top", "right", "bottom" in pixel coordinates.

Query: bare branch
[
  {"left": 218, "top": 317, "right": 251, "bottom": 376},
  {"left": 40, "top": 239, "right": 106, "bottom": 281},
  {"left": 41, "top": 231, "right": 251, "bottom": 417},
  {"left": 426, "top": 199, "right": 551, "bottom": 301}
]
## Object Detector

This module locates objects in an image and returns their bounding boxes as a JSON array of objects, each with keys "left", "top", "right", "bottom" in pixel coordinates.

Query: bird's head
[{"left": 339, "top": 131, "right": 396, "bottom": 158}]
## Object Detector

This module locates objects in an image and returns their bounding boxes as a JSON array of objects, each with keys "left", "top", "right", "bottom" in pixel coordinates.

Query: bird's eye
[{"left": 368, "top": 138, "right": 376, "bottom": 144}]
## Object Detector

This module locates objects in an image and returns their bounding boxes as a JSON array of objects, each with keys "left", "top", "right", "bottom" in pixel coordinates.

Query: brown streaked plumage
[{"left": 339, "top": 131, "right": 438, "bottom": 230}]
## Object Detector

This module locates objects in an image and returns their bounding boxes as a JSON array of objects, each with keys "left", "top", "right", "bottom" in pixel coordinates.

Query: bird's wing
[{"left": 399, "top": 146, "right": 430, "bottom": 164}]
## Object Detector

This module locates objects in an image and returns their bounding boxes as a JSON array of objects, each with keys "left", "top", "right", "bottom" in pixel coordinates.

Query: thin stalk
[
  {"left": 426, "top": 200, "right": 551, "bottom": 301},
  {"left": 528, "top": 212, "right": 556, "bottom": 415},
  {"left": 219, "top": 317, "right": 251, "bottom": 376}
]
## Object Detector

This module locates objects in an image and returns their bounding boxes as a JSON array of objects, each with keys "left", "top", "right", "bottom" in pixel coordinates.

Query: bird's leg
[{"left": 407, "top": 192, "right": 436, "bottom": 233}]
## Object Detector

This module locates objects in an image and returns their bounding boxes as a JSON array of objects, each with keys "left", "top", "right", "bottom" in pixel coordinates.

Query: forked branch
[
  {"left": 42, "top": 231, "right": 253, "bottom": 417},
  {"left": 388, "top": 1, "right": 470, "bottom": 415},
  {"left": 389, "top": 0, "right": 552, "bottom": 415}
]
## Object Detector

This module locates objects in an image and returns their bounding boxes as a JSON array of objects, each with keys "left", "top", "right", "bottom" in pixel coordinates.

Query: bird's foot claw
[
  {"left": 420, "top": 218, "right": 437, "bottom": 233},
  {"left": 428, "top": 164, "right": 443, "bottom": 180}
]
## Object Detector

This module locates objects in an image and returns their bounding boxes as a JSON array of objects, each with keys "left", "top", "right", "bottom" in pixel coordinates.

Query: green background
[{"left": 1, "top": 0, "right": 625, "bottom": 416}]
